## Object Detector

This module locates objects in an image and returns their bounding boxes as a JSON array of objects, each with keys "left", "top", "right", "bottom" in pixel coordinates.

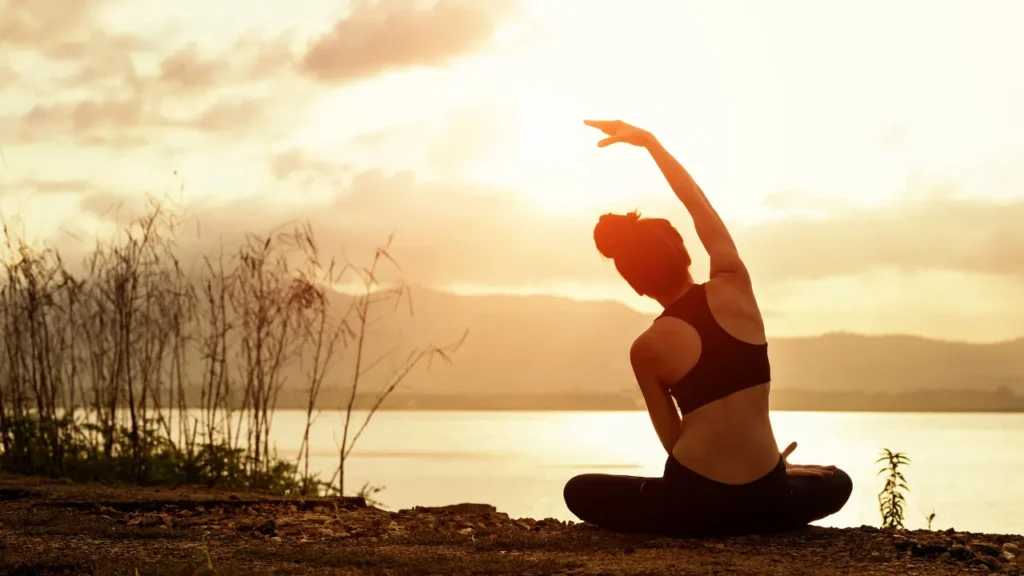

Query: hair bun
[{"left": 593, "top": 211, "right": 641, "bottom": 259}]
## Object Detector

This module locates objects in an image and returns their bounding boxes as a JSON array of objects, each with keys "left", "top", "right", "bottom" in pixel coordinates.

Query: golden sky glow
[{"left": 2, "top": 0, "right": 1023, "bottom": 341}]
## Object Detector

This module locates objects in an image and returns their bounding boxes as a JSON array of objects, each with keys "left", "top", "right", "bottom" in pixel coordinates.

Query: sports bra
[{"left": 656, "top": 283, "right": 771, "bottom": 415}]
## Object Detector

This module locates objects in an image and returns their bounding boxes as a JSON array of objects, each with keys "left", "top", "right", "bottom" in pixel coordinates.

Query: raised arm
[
  {"left": 585, "top": 120, "right": 748, "bottom": 281},
  {"left": 644, "top": 137, "right": 747, "bottom": 280}
]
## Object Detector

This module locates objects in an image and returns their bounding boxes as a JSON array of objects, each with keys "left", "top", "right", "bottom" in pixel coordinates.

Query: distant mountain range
[{"left": 253, "top": 285, "right": 1024, "bottom": 412}]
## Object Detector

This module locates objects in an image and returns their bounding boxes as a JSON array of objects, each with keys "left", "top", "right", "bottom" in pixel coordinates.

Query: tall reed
[{"left": 0, "top": 195, "right": 460, "bottom": 497}]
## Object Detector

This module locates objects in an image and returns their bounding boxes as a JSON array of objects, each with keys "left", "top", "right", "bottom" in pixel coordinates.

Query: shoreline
[{"left": 2, "top": 474, "right": 1021, "bottom": 575}]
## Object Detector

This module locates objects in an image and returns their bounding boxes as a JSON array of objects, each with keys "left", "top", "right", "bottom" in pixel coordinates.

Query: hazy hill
[{"left": 303, "top": 285, "right": 1024, "bottom": 400}]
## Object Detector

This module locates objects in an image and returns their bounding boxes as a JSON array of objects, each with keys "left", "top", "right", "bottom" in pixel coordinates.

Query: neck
[{"left": 654, "top": 280, "right": 695, "bottom": 309}]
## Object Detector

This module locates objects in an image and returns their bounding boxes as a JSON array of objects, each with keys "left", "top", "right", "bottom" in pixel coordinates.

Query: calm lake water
[{"left": 262, "top": 410, "right": 1023, "bottom": 535}]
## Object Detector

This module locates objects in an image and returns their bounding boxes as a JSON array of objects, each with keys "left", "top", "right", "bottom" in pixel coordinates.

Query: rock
[
  {"left": 302, "top": 513, "right": 332, "bottom": 524},
  {"left": 912, "top": 540, "right": 948, "bottom": 557},
  {"left": 893, "top": 536, "right": 913, "bottom": 551},
  {"left": 130, "top": 513, "right": 166, "bottom": 528},
  {"left": 975, "top": 555, "right": 1001, "bottom": 571},
  {"left": 949, "top": 544, "right": 975, "bottom": 561},
  {"left": 1002, "top": 551, "right": 1017, "bottom": 563},
  {"left": 1005, "top": 543, "right": 1022, "bottom": 556},
  {"left": 413, "top": 503, "right": 496, "bottom": 516},
  {"left": 971, "top": 542, "right": 1003, "bottom": 557},
  {"left": 253, "top": 518, "right": 277, "bottom": 536},
  {"left": 1005, "top": 565, "right": 1022, "bottom": 576}
]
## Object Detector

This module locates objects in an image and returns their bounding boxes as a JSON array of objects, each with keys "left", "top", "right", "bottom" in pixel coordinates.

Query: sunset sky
[{"left": 2, "top": 0, "right": 1023, "bottom": 341}]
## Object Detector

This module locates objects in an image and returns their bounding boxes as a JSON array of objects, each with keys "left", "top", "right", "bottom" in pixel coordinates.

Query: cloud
[
  {"left": 159, "top": 45, "right": 223, "bottom": 89},
  {"left": 0, "top": 178, "right": 96, "bottom": 196},
  {"left": 12, "top": 97, "right": 150, "bottom": 147},
  {"left": 2, "top": 1, "right": 304, "bottom": 147},
  {"left": 56, "top": 169, "right": 597, "bottom": 286},
  {"left": 342, "top": 103, "right": 514, "bottom": 177},
  {"left": 1, "top": 0, "right": 150, "bottom": 90},
  {"left": 735, "top": 194, "right": 1024, "bottom": 283},
  {"left": 10, "top": 92, "right": 282, "bottom": 146},
  {"left": 57, "top": 170, "right": 1024, "bottom": 296},
  {"left": 0, "top": 0, "right": 97, "bottom": 51},
  {"left": 271, "top": 149, "right": 352, "bottom": 183},
  {"left": 157, "top": 34, "right": 298, "bottom": 91},
  {"left": 183, "top": 98, "right": 267, "bottom": 135},
  {"left": 301, "top": 0, "right": 521, "bottom": 84}
]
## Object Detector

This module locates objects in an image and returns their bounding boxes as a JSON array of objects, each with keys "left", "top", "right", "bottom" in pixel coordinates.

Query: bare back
[{"left": 640, "top": 276, "right": 781, "bottom": 484}]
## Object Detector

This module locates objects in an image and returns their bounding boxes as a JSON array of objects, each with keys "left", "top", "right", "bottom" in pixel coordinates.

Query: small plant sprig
[
  {"left": 877, "top": 448, "right": 911, "bottom": 530},
  {"left": 357, "top": 482, "right": 386, "bottom": 508}
]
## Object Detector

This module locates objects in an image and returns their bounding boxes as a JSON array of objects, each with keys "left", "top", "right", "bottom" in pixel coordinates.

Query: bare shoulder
[{"left": 630, "top": 318, "right": 701, "bottom": 384}]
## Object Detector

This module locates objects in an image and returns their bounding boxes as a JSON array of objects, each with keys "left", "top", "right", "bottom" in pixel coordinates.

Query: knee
[
  {"left": 563, "top": 475, "right": 589, "bottom": 514},
  {"left": 826, "top": 469, "right": 853, "bottom": 513}
]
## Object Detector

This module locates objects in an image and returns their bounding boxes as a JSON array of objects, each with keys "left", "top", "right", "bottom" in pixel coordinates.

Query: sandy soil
[{"left": 1, "top": 474, "right": 1021, "bottom": 575}]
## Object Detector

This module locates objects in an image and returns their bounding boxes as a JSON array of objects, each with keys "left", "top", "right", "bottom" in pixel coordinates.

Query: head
[{"left": 593, "top": 211, "right": 693, "bottom": 305}]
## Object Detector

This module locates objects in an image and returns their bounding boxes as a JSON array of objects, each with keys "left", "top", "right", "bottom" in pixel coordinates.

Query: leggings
[{"left": 563, "top": 456, "right": 852, "bottom": 537}]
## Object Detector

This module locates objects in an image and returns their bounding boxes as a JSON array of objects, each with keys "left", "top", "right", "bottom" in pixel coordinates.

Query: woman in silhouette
[{"left": 563, "top": 120, "right": 852, "bottom": 536}]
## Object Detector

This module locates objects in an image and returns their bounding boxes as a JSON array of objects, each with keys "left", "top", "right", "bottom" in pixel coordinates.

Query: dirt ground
[{"left": 1, "top": 474, "right": 1021, "bottom": 575}]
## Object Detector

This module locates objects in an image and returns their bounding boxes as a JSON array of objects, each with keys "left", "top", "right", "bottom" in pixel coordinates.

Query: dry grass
[{"left": 0, "top": 194, "right": 463, "bottom": 497}]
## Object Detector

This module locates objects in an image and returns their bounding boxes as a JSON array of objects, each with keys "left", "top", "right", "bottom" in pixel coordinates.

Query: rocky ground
[{"left": 1, "top": 474, "right": 1022, "bottom": 575}]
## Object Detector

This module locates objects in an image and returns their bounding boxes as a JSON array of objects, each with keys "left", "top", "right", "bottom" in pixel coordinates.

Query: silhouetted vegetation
[
  {"left": 0, "top": 195, "right": 462, "bottom": 497},
  {"left": 877, "top": 449, "right": 911, "bottom": 529}
]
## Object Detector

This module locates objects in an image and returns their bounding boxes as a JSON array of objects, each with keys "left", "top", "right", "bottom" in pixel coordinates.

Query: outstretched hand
[
  {"left": 781, "top": 441, "right": 837, "bottom": 478},
  {"left": 584, "top": 119, "right": 654, "bottom": 148}
]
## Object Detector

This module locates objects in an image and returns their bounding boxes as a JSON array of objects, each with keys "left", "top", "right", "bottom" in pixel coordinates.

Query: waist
[
  {"left": 670, "top": 397, "right": 779, "bottom": 484},
  {"left": 664, "top": 451, "right": 788, "bottom": 493}
]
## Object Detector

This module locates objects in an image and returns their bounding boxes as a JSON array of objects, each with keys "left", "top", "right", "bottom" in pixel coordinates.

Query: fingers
[
  {"left": 792, "top": 463, "right": 836, "bottom": 471},
  {"left": 787, "top": 465, "right": 835, "bottom": 476},
  {"left": 584, "top": 119, "right": 615, "bottom": 130},
  {"left": 584, "top": 119, "right": 622, "bottom": 137},
  {"left": 597, "top": 136, "right": 622, "bottom": 148},
  {"left": 786, "top": 468, "right": 827, "bottom": 477},
  {"left": 781, "top": 442, "right": 797, "bottom": 459}
]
